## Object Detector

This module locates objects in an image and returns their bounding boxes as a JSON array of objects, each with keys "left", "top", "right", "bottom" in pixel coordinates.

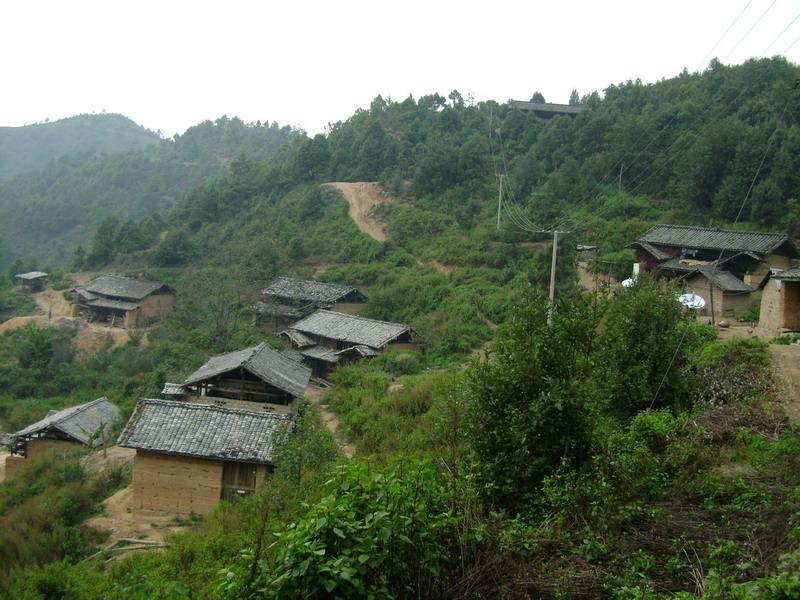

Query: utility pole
[
  {"left": 549, "top": 229, "right": 559, "bottom": 304},
  {"left": 618, "top": 163, "right": 624, "bottom": 193},
  {"left": 496, "top": 174, "right": 504, "bottom": 230}
]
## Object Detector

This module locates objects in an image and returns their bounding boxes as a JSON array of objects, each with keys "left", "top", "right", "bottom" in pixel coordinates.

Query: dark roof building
[
  {"left": 508, "top": 100, "right": 583, "bottom": 118},
  {"left": 183, "top": 342, "right": 311, "bottom": 406},
  {"left": 7, "top": 397, "right": 121, "bottom": 454},
  {"left": 15, "top": 271, "right": 48, "bottom": 291},
  {"left": 262, "top": 277, "right": 366, "bottom": 305},
  {"left": 633, "top": 225, "right": 798, "bottom": 258},
  {"left": 118, "top": 399, "right": 292, "bottom": 465},
  {"left": 287, "top": 310, "right": 412, "bottom": 349},
  {"left": 82, "top": 275, "right": 172, "bottom": 300}
]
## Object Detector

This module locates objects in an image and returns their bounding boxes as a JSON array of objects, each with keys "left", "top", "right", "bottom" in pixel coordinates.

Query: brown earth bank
[
  {"left": 323, "top": 182, "right": 391, "bottom": 242},
  {"left": 769, "top": 343, "right": 800, "bottom": 423}
]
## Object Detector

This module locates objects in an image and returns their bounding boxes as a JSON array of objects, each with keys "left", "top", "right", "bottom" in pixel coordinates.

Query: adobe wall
[
  {"left": 138, "top": 294, "right": 175, "bottom": 321},
  {"left": 757, "top": 279, "right": 783, "bottom": 338},
  {"left": 331, "top": 302, "right": 365, "bottom": 315},
  {"left": 132, "top": 451, "right": 223, "bottom": 515},
  {"left": 27, "top": 439, "right": 82, "bottom": 460},
  {"left": 685, "top": 277, "right": 756, "bottom": 319},
  {"left": 4, "top": 455, "right": 28, "bottom": 479},
  {"left": 783, "top": 281, "right": 800, "bottom": 330}
]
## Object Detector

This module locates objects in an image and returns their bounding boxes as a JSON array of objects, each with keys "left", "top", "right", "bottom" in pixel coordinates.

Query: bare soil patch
[
  {"left": 33, "top": 288, "right": 72, "bottom": 318},
  {"left": 577, "top": 261, "right": 619, "bottom": 292},
  {"left": 84, "top": 486, "right": 186, "bottom": 544},
  {"left": 415, "top": 259, "right": 457, "bottom": 277},
  {"left": 324, "top": 182, "right": 391, "bottom": 242},
  {"left": 0, "top": 448, "right": 8, "bottom": 483},
  {"left": 82, "top": 446, "right": 136, "bottom": 475}
]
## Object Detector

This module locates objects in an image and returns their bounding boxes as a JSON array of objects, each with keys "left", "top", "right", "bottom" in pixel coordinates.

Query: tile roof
[
  {"left": 683, "top": 269, "right": 752, "bottom": 293},
  {"left": 85, "top": 298, "right": 141, "bottom": 311},
  {"left": 288, "top": 310, "right": 411, "bottom": 349},
  {"left": 83, "top": 275, "right": 170, "bottom": 300},
  {"left": 251, "top": 300, "right": 313, "bottom": 320},
  {"left": 508, "top": 100, "right": 583, "bottom": 115},
  {"left": 300, "top": 346, "right": 341, "bottom": 364},
  {"left": 12, "top": 397, "right": 121, "bottom": 447},
  {"left": 262, "top": 277, "right": 363, "bottom": 304},
  {"left": 638, "top": 225, "right": 797, "bottom": 256},
  {"left": 774, "top": 267, "right": 800, "bottom": 282},
  {"left": 183, "top": 343, "right": 311, "bottom": 398},
  {"left": 161, "top": 383, "right": 187, "bottom": 396},
  {"left": 118, "top": 399, "right": 292, "bottom": 463},
  {"left": 629, "top": 240, "right": 671, "bottom": 261},
  {"left": 15, "top": 271, "right": 48, "bottom": 280}
]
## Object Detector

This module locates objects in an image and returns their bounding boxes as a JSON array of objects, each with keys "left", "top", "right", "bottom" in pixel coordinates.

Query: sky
[{"left": 2, "top": 0, "right": 800, "bottom": 138}]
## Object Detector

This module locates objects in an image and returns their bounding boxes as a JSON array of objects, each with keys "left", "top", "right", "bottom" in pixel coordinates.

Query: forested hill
[
  {"left": 122, "top": 57, "right": 800, "bottom": 277},
  {"left": 0, "top": 117, "right": 300, "bottom": 269},
  {"left": 0, "top": 114, "right": 158, "bottom": 182}
]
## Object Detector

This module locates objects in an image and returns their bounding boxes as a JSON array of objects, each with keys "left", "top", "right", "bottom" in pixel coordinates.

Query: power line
[
  {"left": 722, "top": 0, "right": 777, "bottom": 61},
  {"left": 760, "top": 11, "right": 800, "bottom": 55}
]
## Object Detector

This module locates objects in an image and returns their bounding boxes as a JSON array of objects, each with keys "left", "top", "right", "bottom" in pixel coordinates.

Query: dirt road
[
  {"left": 769, "top": 344, "right": 800, "bottom": 423},
  {"left": 324, "top": 182, "right": 390, "bottom": 242},
  {"left": 305, "top": 384, "right": 355, "bottom": 458}
]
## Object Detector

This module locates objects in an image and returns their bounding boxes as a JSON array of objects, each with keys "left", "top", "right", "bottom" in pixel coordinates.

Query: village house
[
  {"left": 14, "top": 271, "right": 48, "bottom": 292},
  {"left": 118, "top": 399, "right": 292, "bottom": 515},
  {"left": 181, "top": 342, "right": 311, "bottom": 413},
  {"left": 3, "top": 397, "right": 120, "bottom": 478},
  {"left": 508, "top": 100, "right": 583, "bottom": 119},
  {"left": 282, "top": 309, "right": 417, "bottom": 377},
  {"left": 629, "top": 224, "right": 799, "bottom": 318},
  {"left": 757, "top": 268, "right": 800, "bottom": 338},
  {"left": 252, "top": 276, "right": 366, "bottom": 333},
  {"left": 71, "top": 275, "right": 174, "bottom": 328}
]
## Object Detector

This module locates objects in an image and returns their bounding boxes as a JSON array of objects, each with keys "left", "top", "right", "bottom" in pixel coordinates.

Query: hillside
[
  {"left": 0, "top": 116, "right": 300, "bottom": 269},
  {"left": 0, "top": 114, "right": 159, "bottom": 182},
  {"left": 1, "top": 58, "right": 800, "bottom": 598}
]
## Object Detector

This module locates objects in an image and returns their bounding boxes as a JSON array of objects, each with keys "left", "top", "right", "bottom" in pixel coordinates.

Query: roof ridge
[
  {"left": 138, "top": 398, "right": 293, "bottom": 420},
  {"left": 647, "top": 223, "right": 787, "bottom": 238},
  {"left": 315, "top": 309, "right": 408, "bottom": 328},
  {"left": 51, "top": 396, "right": 109, "bottom": 426}
]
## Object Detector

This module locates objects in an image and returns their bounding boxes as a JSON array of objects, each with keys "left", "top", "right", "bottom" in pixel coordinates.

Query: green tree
[{"left": 466, "top": 292, "right": 600, "bottom": 510}]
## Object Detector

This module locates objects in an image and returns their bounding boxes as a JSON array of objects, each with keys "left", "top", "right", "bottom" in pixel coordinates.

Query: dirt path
[
  {"left": 324, "top": 182, "right": 390, "bottom": 242},
  {"left": 769, "top": 344, "right": 800, "bottom": 423},
  {"left": 0, "top": 314, "right": 130, "bottom": 356},
  {"left": 305, "top": 385, "right": 355, "bottom": 458}
]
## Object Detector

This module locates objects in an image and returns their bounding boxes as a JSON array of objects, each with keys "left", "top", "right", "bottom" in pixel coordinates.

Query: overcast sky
[{"left": 2, "top": 0, "right": 799, "bottom": 138}]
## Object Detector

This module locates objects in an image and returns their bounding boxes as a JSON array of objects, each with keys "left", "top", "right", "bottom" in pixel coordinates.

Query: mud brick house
[
  {"left": 3, "top": 397, "right": 120, "bottom": 478},
  {"left": 757, "top": 268, "right": 800, "bottom": 338},
  {"left": 71, "top": 275, "right": 174, "bottom": 327},
  {"left": 252, "top": 277, "right": 366, "bottom": 333},
  {"left": 182, "top": 342, "right": 311, "bottom": 413},
  {"left": 118, "top": 399, "right": 292, "bottom": 515},
  {"left": 629, "top": 225, "right": 799, "bottom": 318},
  {"left": 282, "top": 309, "right": 417, "bottom": 377},
  {"left": 14, "top": 271, "right": 48, "bottom": 292}
]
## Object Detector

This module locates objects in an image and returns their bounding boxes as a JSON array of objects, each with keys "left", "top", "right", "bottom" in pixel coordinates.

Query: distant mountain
[
  {"left": 0, "top": 116, "right": 300, "bottom": 268},
  {"left": 0, "top": 114, "right": 160, "bottom": 182}
]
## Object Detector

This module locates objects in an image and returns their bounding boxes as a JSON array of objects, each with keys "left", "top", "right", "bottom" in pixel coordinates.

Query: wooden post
[{"left": 709, "top": 279, "right": 716, "bottom": 326}]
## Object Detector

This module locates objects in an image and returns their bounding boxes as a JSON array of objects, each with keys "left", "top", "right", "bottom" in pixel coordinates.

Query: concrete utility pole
[
  {"left": 618, "top": 163, "right": 624, "bottom": 193},
  {"left": 549, "top": 229, "right": 559, "bottom": 304},
  {"left": 496, "top": 174, "right": 505, "bottom": 230}
]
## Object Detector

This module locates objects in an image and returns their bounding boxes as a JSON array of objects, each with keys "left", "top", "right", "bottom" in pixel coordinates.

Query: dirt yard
[
  {"left": 324, "top": 182, "right": 391, "bottom": 242},
  {"left": 577, "top": 261, "right": 620, "bottom": 292},
  {"left": 769, "top": 344, "right": 800, "bottom": 423},
  {"left": 84, "top": 486, "right": 187, "bottom": 543},
  {"left": 305, "top": 384, "right": 355, "bottom": 458}
]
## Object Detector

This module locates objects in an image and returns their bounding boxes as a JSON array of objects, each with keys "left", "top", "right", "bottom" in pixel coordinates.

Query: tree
[
  {"left": 71, "top": 246, "right": 86, "bottom": 271},
  {"left": 530, "top": 91, "right": 546, "bottom": 103},
  {"left": 466, "top": 292, "right": 600, "bottom": 510},
  {"left": 569, "top": 89, "right": 581, "bottom": 105},
  {"left": 86, "top": 216, "right": 120, "bottom": 267}
]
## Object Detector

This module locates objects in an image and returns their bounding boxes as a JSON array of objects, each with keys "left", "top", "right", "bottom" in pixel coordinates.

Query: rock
[{"left": 718, "top": 321, "right": 730, "bottom": 329}]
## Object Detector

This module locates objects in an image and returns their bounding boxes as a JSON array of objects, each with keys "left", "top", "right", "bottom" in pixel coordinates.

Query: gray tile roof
[
  {"left": 289, "top": 310, "right": 411, "bottom": 349},
  {"left": 13, "top": 397, "right": 121, "bottom": 447},
  {"left": 83, "top": 275, "right": 171, "bottom": 300},
  {"left": 117, "top": 399, "right": 292, "bottom": 464},
  {"left": 300, "top": 346, "right": 341, "bottom": 364},
  {"left": 15, "top": 271, "right": 48, "bottom": 280},
  {"left": 251, "top": 300, "right": 314, "bottom": 320},
  {"left": 281, "top": 329, "right": 316, "bottom": 348},
  {"left": 183, "top": 343, "right": 311, "bottom": 398},
  {"left": 509, "top": 100, "right": 583, "bottom": 115},
  {"left": 263, "top": 277, "right": 364, "bottom": 304},
  {"left": 638, "top": 225, "right": 797, "bottom": 256},
  {"left": 161, "top": 383, "right": 187, "bottom": 396},
  {"left": 629, "top": 240, "right": 671, "bottom": 261},
  {"left": 684, "top": 269, "right": 752, "bottom": 293},
  {"left": 774, "top": 267, "right": 800, "bottom": 282},
  {"left": 85, "top": 298, "right": 141, "bottom": 311}
]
